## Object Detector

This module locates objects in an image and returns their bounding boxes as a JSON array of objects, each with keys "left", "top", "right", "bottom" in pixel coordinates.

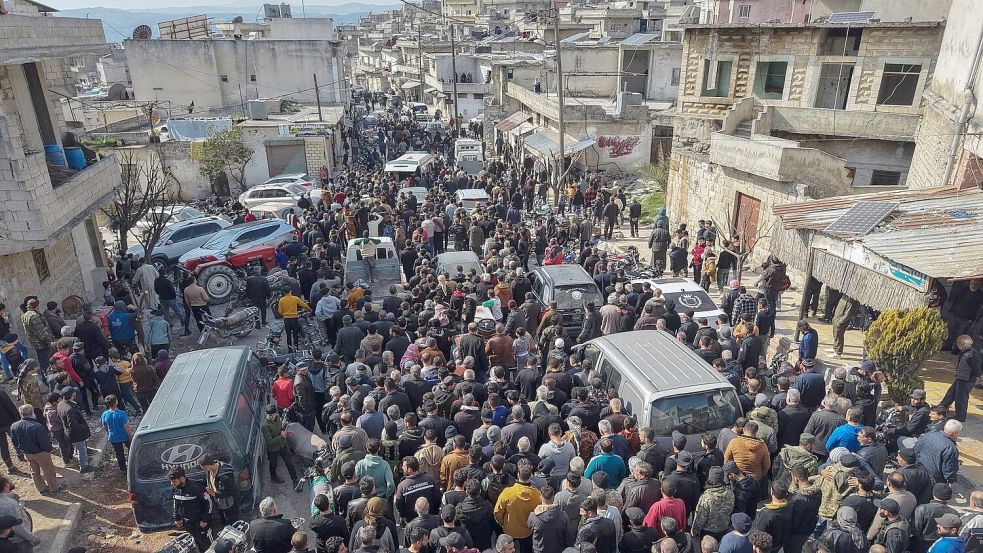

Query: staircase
[{"left": 734, "top": 122, "right": 752, "bottom": 138}]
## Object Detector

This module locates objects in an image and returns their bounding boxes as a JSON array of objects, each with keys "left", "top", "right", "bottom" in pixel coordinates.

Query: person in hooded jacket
[
  {"left": 455, "top": 479, "right": 494, "bottom": 551},
  {"left": 819, "top": 506, "right": 868, "bottom": 553},
  {"left": 527, "top": 485, "right": 568, "bottom": 553}
]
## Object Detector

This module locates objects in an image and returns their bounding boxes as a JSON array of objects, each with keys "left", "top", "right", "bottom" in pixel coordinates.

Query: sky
[{"left": 46, "top": 0, "right": 397, "bottom": 9}]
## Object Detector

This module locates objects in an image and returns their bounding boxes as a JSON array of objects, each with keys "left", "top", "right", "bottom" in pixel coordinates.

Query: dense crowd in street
[{"left": 0, "top": 97, "right": 979, "bottom": 553}]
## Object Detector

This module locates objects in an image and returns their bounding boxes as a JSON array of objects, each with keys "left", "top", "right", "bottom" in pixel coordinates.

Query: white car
[
  {"left": 238, "top": 183, "right": 309, "bottom": 209},
  {"left": 133, "top": 205, "right": 206, "bottom": 235},
  {"left": 126, "top": 216, "right": 230, "bottom": 270},
  {"left": 178, "top": 219, "right": 300, "bottom": 268},
  {"left": 261, "top": 173, "right": 317, "bottom": 188},
  {"left": 630, "top": 277, "right": 725, "bottom": 327}
]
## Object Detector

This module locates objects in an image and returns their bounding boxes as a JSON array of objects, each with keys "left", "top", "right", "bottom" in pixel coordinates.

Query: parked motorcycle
[{"left": 197, "top": 306, "right": 260, "bottom": 345}]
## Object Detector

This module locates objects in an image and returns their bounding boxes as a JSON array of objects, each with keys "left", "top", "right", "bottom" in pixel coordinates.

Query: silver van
[{"left": 578, "top": 330, "right": 742, "bottom": 450}]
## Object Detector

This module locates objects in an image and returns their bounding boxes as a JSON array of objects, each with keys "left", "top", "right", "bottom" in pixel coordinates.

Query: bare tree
[
  {"left": 134, "top": 153, "right": 179, "bottom": 263},
  {"left": 101, "top": 150, "right": 172, "bottom": 254},
  {"left": 712, "top": 204, "right": 774, "bottom": 282}
]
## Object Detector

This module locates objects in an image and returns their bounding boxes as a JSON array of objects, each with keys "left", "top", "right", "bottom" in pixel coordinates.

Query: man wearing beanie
[
  {"left": 691, "top": 466, "right": 735, "bottom": 541},
  {"left": 719, "top": 513, "right": 753, "bottom": 553}
]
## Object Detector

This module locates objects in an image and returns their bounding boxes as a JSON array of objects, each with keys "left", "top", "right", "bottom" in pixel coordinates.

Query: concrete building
[
  {"left": 494, "top": 36, "right": 682, "bottom": 177},
  {"left": 0, "top": 1, "right": 118, "bottom": 323},
  {"left": 96, "top": 47, "right": 130, "bottom": 86},
  {"left": 694, "top": 0, "right": 952, "bottom": 25},
  {"left": 127, "top": 17, "right": 347, "bottom": 112},
  {"left": 907, "top": 0, "right": 983, "bottom": 191},
  {"left": 665, "top": 20, "right": 944, "bottom": 263}
]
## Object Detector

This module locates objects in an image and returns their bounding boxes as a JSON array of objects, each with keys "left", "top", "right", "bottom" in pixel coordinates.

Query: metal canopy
[
  {"left": 565, "top": 138, "right": 596, "bottom": 156},
  {"left": 824, "top": 201, "right": 897, "bottom": 235},
  {"left": 828, "top": 11, "right": 875, "bottom": 23},
  {"left": 401, "top": 81, "right": 421, "bottom": 89}
]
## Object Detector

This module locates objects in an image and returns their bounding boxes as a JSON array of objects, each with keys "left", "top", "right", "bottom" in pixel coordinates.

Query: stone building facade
[{"left": 666, "top": 21, "right": 945, "bottom": 263}]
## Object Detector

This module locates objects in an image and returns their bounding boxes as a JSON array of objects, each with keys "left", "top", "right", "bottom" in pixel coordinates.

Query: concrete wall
[
  {"left": 127, "top": 39, "right": 348, "bottom": 110},
  {"left": 268, "top": 18, "right": 335, "bottom": 40},
  {"left": 718, "top": 0, "right": 814, "bottom": 24},
  {"left": 806, "top": 138, "right": 914, "bottom": 187},
  {"left": 0, "top": 14, "right": 106, "bottom": 58},
  {"left": 561, "top": 46, "right": 621, "bottom": 97},
  {"left": 646, "top": 46, "right": 682, "bottom": 102},
  {"left": 811, "top": 0, "right": 952, "bottom": 22}
]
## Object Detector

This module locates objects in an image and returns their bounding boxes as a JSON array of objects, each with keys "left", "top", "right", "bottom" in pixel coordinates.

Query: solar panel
[
  {"left": 825, "top": 201, "right": 898, "bottom": 235},
  {"left": 828, "top": 11, "right": 875, "bottom": 23}
]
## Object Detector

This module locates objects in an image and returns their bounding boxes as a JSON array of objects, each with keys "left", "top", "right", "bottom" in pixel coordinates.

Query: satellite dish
[
  {"left": 232, "top": 15, "right": 244, "bottom": 23},
  {"left": 107, "top": 83, "right": 127, "bottom": 100},
  {"left": 132, "top": 24, "right": 152, "bottom": 39}
]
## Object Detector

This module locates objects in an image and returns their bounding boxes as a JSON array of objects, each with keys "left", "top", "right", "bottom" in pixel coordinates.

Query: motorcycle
[
  {"left": 294, "top": 443, "right": 337, "bottom": 516},
  {"left": 203, "top": 521, "right": 250, "bottom": 553},
  {"left": 197, "top": 306, "right": 260, "bottom": 345}
]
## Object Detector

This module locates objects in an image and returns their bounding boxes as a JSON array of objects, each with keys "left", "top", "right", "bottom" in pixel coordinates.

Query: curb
[{"left": 49, "top": 502, "right": 81, "bottom": 553}]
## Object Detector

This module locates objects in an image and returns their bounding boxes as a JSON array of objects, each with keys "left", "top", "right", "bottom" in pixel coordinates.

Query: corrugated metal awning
[
  {"left": 524, "top": 132, "right": 559, "bottom": 156},
  {"left": 509, "top": 121, "right": 535, "bottom": 137},
  {"left": 621, "top": 33, "right": 660, "bottom": 46},
  {"left": 863, "top": 224, "right": 983, "bottom": 280},
  {"left": 495, "top": 111, "right": 531, "bottom": 132},
  {"left": 811, "top": 249, "right": 926, "bottom": 311},
  {"left": 565, "top": 138, "right": 596, "bottom": 155},
  {"left": 401, "top": 80, "right": 421, "bottom": 89}
]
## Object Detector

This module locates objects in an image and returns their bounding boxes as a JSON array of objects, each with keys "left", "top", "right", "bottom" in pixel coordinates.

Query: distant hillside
[{"left": 57, "top": 4, "right": 400, "bottom": 41}]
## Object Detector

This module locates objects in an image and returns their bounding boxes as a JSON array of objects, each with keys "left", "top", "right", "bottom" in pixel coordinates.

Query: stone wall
[{"left": 907, "top": 93, "right": 961, "bottom": 190}]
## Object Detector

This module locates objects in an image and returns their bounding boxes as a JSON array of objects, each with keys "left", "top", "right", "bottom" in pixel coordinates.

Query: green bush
[{"left": 863, "top": 307, "right": 947, "bottom": 403}]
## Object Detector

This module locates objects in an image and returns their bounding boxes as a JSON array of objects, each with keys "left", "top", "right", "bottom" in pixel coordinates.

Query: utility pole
[
  {"left": 552, "top": 1, "right": 566, "bottom": 199},
  {"left": 313, "top": 73, "right": 323, "bottom": 121},
  {"left": 418, "top": 26, "right": 425, "bottom": 103},
  {"left": 450, "top": 23, "right": 460, "bottom": 132}
]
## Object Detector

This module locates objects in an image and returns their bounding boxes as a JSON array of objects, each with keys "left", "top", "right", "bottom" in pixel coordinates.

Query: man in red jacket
[{"left": 271, "top": 366, "right": 295, "bottom": 410}]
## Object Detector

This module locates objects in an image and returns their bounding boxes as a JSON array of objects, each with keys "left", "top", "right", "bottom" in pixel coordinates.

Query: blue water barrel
[
  {"left": 44, "top": 144, "right": 66, "bottom": 166},
  {"left": 64, "top": 147, "right": 86, "bottom": 170}
]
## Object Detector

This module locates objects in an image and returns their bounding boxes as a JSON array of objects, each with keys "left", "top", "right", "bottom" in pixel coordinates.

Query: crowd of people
[{"left": 0, "top": 100, "right": 978, "bottom": 553}]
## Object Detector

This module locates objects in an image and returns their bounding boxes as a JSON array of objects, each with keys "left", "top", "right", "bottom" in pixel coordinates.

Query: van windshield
[
  {"left": 134, "top": 432, "right": 232, "bottom": 482},
  {"left": 554, "top": 284, "right": 602, "bottom": 310},
  {"left": 650, "top": 388, "right": 741, "bottom": 437}
]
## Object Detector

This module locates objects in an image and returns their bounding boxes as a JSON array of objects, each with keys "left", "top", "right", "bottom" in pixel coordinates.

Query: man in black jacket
[
  {"left": 244, "top": 267, "right": 273, "bottom": 328},
  {"left": 169, "top": 467, "right": 212, "bottom": 551},
  {"left": 247, "top": 496, "right": 295, "bottom": 553},
  {"left": 56, "top": 388, "right": 92, "bottom": 473},
  {"left": 457, "top": 324, "right": 488, "bottom": 379},
  {"left": 576, "top": 495, "right": 616, "bottom": 553},
  {"left": 200, "top": 453, "right": 240, "bottom": 525},
  {"left": 897, "top": 447, "right": 936, "bottom": 505},
  {"left": 751, "top": 482, "right": 793, "bottom": 553},
  {"left": 527, "top": 485, "right": 568, "bottom": 553},
  {"left": 294, "top": 364, "right": 317, "bottom": 432},
  {"left": 0, "top": 389, "right": 20, "bottom": 472},
  {"left": 619, "top": 507, "right": 658, "bottom": 553},
  {"left": 155, "top": 273, "right": 191, "bottom": 335},
  {"left": 10, "top": 404, "right": 58, "bottom": 494},
  {"left": 395, "top": 457, "right": 440, "bottom": 523},
  {"left": 73, "top": 311, "right": 111, "bottom": 361}
]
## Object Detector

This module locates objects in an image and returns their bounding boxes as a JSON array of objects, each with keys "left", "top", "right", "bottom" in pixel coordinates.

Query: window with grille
[
  {"left": 32, "top": 248, "right": 50, "bottom": 282},
  {"left": 738, "top": 5, "right": 751, "bottom": 18}
]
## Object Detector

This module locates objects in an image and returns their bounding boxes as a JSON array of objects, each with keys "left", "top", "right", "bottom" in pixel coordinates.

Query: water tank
[
  {"left": 248, "top": 100, "right": 268, "bottom": 120},
  {"left": 280, "top": 3, "right": 292, "bottom": 17},
  {"left": 615, "top": 91, "right": 643, "bottom": 114}
]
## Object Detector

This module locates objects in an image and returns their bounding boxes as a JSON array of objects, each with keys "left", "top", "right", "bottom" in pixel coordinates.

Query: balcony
[
  {"left": 709, "top": 132, "right": 852, "bottom": 193},
  {"left": 0, "top": 154, "right": 118, "bottom": 255},
  {"left": 767, "top": 106, "right": 921, "bottom": 141},
  {"left": 424, "top": 73, "right": 492, "bottom": 95}
]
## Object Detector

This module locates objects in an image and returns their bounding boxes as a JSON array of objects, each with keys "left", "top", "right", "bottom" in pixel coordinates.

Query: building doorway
[{"left": 734, "top": 192, "right": 761, "bottom": 253}]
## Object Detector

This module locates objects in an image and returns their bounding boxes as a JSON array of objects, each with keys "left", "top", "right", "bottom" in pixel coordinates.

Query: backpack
[{"left": 0, "top": 344, "right": 23, "bottom": 374}]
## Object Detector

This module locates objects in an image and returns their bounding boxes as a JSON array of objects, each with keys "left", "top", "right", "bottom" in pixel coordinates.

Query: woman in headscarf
[
  {"left": 819, "top": 506, "right": 868, "bottom": 553},
  {"left": 349, "top": 496, "right": 397, "bottom": 553}
]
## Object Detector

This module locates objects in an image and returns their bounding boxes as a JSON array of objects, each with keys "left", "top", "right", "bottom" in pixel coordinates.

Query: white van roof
[
  {"left": 587, "top": 330, "right": 734, "bottom": 396},
  {"left": 455, "top": 188, "right": 490, "bottom": 200},
  {"left": 384, "top": 152, "right": 434, "bottom": 173}
]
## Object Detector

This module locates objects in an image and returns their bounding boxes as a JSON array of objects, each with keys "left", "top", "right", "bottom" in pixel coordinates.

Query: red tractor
[{"left": 183, "top": 245, "right": 279, "bottom": 305}]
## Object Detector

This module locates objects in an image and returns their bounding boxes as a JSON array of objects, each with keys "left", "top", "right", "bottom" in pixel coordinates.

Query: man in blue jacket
[
  {"left": 107, "top": 301, "right": 138, "bottom": 355},
  {"left": 826, "top": 407, "right": 865, "bottom": 453},
  {"left": 796, "top": 320, "right": 818, "bottom": 363},
  {"left": 791, "top": 358, "right": 825, "bottom": 410}
]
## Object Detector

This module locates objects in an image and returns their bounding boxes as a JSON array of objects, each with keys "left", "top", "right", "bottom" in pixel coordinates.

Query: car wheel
[
  {"left": 150, "top": 256, "right": 169, "bottom": 273},
  {"left": 199, "top": 265, "right": 238, "bottom": 305}
]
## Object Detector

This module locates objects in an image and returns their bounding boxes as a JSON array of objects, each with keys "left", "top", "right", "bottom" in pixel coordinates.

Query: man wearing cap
[
  {"left": 912, "top": 483, "right": 960, "bottom": 553},
  {"left": 791, "top": 358, "right": 825, "bottom": 410},
  {"left": 0, "top": 513, "right": 36, "bottom": 553},
  {"left": 717, "top": 513, "right": 752, "bottom": 553},
  {"left": 56, "top": 387, "right": 92, "bottom": 474},
  {"left": 20, "top": 299, "right": 54, "bottom": 375},
  {"left": 897, "top": 447, "right": 936, "bottom": 505},
  {"left": 773, "top": 433, "right": 818, "bottom": 491},
  {"left": 663, "top": 450, "right": 700, "bottom": 514},
  {"left": 691, "top": 466, "right": 734, "bottom": 542},
  {"left": 869, "top": 497, "right": 910, "bottom": 553},
  {"left": 438, "top": 532, "right": 478, "bottom": 553},
  {"left": 169, "top": 466, "right": 212, "bottom": 551},
  {"left": 620, "top": 506, "right": 658, "bottom": 553},
  {"left": 262, "top": 404, "right": 299, "bottom": 487},
  {"left": 895, "top": 388, "right": 932, "bottom": 448},
  {"left": 930, "top": 513, "right": 966, "bottom": 553},
  {"left": 200, "top": 453, "right": 240, "bottom": 526}
]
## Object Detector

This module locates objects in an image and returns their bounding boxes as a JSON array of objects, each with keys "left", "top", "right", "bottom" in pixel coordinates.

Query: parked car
[
  {"left": 260, "top": 173, "right": 316, "bottom": 189},
  {"left": 133, "top": 205, "right": 206, "bottom": 235},
  {"left": 238, "top": 183, "right": 308, "bottom": 209},
  {"left": 529, "top": 264, "right": 604, "bottom": 335},
  {"left": 629, "top": 277, "right": 725, "bottom": 327},
  {"left": 126, "top": 216, "right": 231, "bottom": 270},
  {"left": 248, "top": 201, "right": 306, "bottom": 222},
  {"left": 179, "top": 219, "right": 299, "bottom": 271}
]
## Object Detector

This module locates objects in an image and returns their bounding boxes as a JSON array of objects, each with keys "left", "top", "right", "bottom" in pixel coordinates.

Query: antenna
[{"left": 132, "top": 24, "right": 152, "bottom": 39}]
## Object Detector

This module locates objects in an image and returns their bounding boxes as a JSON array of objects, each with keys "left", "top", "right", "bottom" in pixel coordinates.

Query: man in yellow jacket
[
  {"left": 277, "top": 289, "right": 310, "bottom": 352},
  {"left": 494, "top": 463, "right": 542, "bottom": 553}
]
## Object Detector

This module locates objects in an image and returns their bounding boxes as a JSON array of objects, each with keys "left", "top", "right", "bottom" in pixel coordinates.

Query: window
[
  {"left": 665, "top": 30, "right": 682, "bottom": 42},
  {"left": 877, "top": 63, "right": 921, "bottom": 106},
  {"left": 220, "top": 75, "right": 229, "bottom": 82},
  {"left": 753, "top": 61, "right": 788, "bottom": 99},
  {"left": 671, "top": 67, "right": 680, "bottom": 86},
  {"left": 170, "top": 228, "right": 194, "bottom": 243},
  {"left": 737, "top": 4, "right": 751, "bottom": 18},
  {"left": 820, "top": 28, "right": 862, "bottom": 56},
  {"left": 701, "top": 59, "right": 733, "bottom": 97},
  {"left": 250, "top": 74, "right": 257, "bottom": 82},
  {"left": 32, "top": 248, "right": 50, "bottom": 282},
  {"left": 870, "top": 170, "right": 902, "bottom": 186},
  {"left": 650, "top": 388, "right": 741, "bottom": 437}
]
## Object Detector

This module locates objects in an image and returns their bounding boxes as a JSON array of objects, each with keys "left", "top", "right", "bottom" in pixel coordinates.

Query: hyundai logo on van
[{"left": 160, "top": 444, "right": 204, "bottom": 471}]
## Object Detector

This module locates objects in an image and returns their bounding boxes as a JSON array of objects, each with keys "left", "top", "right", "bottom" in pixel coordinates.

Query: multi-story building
[
  {"left": 691, "top": 0, "right": 951, "bottom": 25},
  {"left": 127, "top": 17, "right": 347, "bottom": 112},
  {"left": 0, "top": 0, "right": 119, "bottom": 320},
  {"left": 665, "top": 19, "right": 944, "bottom": 262}
]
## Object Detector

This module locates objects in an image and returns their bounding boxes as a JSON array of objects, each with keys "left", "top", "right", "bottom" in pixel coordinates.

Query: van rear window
[
  {"left": 650, "top": 389, "right": 741, "bottom": 437},
  {"left": 554, "top": 285, "right": 602, "bottom": 309},
  {"left": 134, "top": 432, "right": 232, "bottom": 482}
]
